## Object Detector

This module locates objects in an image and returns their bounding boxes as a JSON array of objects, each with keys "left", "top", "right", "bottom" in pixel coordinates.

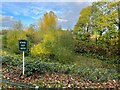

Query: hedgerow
[{"left": 2, "top": 55, "right": 118, "bottom": 82}]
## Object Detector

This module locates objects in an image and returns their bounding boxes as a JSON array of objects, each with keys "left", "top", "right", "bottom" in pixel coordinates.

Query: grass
[{"left": 74, "top": 55, "right": 116, "bottom": 68}]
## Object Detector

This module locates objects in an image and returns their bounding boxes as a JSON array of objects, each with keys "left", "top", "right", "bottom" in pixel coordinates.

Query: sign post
[
  {"left": 18, "top": 40, "right": 28, "bottom": 75},
  {"left": 23, "top": 51, "right": 25, "bottom": 75}
]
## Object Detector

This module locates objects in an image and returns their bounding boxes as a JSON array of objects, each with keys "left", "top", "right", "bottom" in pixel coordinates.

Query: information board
[{"left": 18, "top": 40, "right": 28, "bottom": 52}]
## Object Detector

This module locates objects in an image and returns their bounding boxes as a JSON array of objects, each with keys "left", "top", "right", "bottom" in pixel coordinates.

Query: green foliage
[
  {"left": 30, "top": 30, "right": 56, "bottom": 57},
  {"left": 5, "top": 30, "right": 27, "bottom": 54},
  {"left": 75, "top": 41, "right": 119, "bottom": 64},
  {"left": 2, "top": 55, "right": 21, "bottom": 67},
  {"left": 2, "top": 55, "right": 118, "bottom": 82},
  {"left": 74, "top": 2, "right": 119, "bottom": 63},
  {"left": 25, "top": 24, "right": 35, "bottom": 44},
  {"left": 2, "top": 34, "right": 7, "bottom": 49},
  {"left": 52, "top": 31, "right": 74, "bottom": 64},
  {"left": 1, "top": 2, "right": 119, "bottom": 85},
  {"left": 2, "top": 26, "right": 35, "bottom": 55},
  {"left": 30, "top": 30, "right": 74, "bottom": 64}
]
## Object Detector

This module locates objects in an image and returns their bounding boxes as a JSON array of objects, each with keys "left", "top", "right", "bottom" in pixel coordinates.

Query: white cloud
[
  {"left": 8, "top": 4, "right": 46, "bottom": 20},
  {"left": 1, "top": 2, "right": 93, "bottom": 29},
  {"left": 1, "top": 15, "right": 14, "bottom": 21},
  {"left": 0, "top": 15, "right": 17, "bottom": 29},
  {"left": 58, "top": 18, "right": 68, "bottom": 22}
]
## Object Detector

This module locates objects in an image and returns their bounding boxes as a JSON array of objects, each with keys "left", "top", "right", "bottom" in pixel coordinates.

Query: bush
[
  {"left": 4, "top": 30, "right": 27, "bottom": 54},
  {"left": 74, "top": 40, "right": 119, "bottom": 64},
  {"left": 30, "top": 30, "right": 75, "bottom": 64},
  {"left": 2, "top": 55, "right": 22, "bottom": 67},
  {"left": 2, "top": 55, "right": 118, "bottom": 82}
]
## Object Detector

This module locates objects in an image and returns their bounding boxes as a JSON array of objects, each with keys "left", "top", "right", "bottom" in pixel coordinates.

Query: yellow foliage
[
  {"left": 0, "top": 50, "right": 8, "bottom": 55},
  {"left": 90, "top": 32, "right": 99, "bottom": 40},
  {"left": 43, "top": 33, "right": 55, "bottom": 43},
  {"left": 30, "top": 30, "right": 57, "bottom": 56},
  {"left": 31, "top": 43, "right": 50, "bottom": 56},
  {"left": 111, "top": 37, "right": 119, "bottom": 45},
  {"left": 40, "top": 11, "right": 57, "bottom": 31},
  {"left": 24, "top": 29, "right": 29, "bottom": 34}
]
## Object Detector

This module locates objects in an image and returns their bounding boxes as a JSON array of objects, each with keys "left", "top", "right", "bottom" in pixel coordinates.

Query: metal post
[{"left": 23, "top": 51, "right": 25, "bottom": 75}]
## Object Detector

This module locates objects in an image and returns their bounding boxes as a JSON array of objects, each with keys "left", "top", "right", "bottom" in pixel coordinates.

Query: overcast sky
[{"left": 1, "top": 2, "right": 92, "bottom": 30}]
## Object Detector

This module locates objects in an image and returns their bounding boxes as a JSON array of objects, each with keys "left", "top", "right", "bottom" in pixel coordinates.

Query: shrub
[
  {"left": 4, "top": 30, "right": 27, "bottom": 54},
  {"left": 2, "top": 54, "right": 118, "bottom": 82},
  {"left": 30, "top": 30, "right": 75, "bottom": 64}
]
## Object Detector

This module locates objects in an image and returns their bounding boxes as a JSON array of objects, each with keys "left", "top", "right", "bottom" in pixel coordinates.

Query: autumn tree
[
  {"left": 31, "top": 11, "right": 57, "bottom": 44},
  {"left": 39, "top": 11, "right": 57, "bottom": 31}
]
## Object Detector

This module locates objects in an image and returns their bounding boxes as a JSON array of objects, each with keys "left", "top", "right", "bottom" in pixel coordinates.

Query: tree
[
  {"left": 74, "top": 2, "right": 119, "bottom": 44},
  {"left": 6, "top": 30, "right": 26, "bottom": 53},
  {"left": 39, "top": 11, "right": 57, "bottom": 31},
  {"left": 74, "top": 6, "right": 92, "bottom": 33},
  {"left": 13, "top": 20, "right": 24, "bottom": 30},
  {"left": 74, "top": 1, "right": 119, "bottom": 59},
  {"left": 27, "top": 24, "right": 35, "bottom": 32},
  {"left": 33, "top": 11, "right": 58, "bottom": 45},
  {"left": 25, "top": 24, "right": 35, "bottom": 43}
]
